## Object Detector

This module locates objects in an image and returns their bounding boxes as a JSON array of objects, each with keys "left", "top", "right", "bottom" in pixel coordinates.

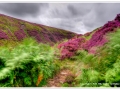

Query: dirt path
[{"left": 45, "top": 69, "right": 76, "bottom": 87}]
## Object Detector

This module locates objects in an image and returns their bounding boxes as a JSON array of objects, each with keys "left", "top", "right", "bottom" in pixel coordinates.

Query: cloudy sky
[{"left": 0, "top": 3, "right": 120, "bottom": 34}]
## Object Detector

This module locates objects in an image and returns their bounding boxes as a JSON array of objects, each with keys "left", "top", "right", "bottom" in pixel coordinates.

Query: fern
[
  {"left": 76, "top": 28, "right": 120, "bottom": 87},
  {"left": 77, "top": 69, "right": 100, "bottom": 87},
  {"left": 105, "top": 58, "right": 120, "bottom": 84},
  {"left": 0, "top": 38, "right": 58, "bottom": 87}
]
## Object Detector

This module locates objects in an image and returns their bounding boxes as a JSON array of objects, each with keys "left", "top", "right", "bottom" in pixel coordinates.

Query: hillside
[
  {"left": 56, "top": 14, "right": 120, "bottom": 87},
  {"left": 0, "top": 14, "right": 76, "bottom": 46},
  {"left": 58, "top": 14, "right": 120, "bottom": 59},
  {"left": 0, "top": 14, "right": 120, "bottom": 87}
]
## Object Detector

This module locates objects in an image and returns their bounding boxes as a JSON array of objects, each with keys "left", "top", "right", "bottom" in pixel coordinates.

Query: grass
[
  {"left": 54, "top": 28, "right": 120, "bottom": 87},
  {"left": 25, "top": 22, "right": 43, "bottom": 31},
  {"left": 1, "top": 13, "right": 120, "bottom": 87},
  {"left": 0, "top": 14, "right": 76, "bottom": 46},
  {"left": 71, "top": 29, "right": 120, "bottom": 87}
]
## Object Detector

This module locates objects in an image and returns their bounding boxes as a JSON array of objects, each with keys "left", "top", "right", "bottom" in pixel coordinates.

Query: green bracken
[{"left": 0, "top": 38, "right": 59, "bottom": 87}]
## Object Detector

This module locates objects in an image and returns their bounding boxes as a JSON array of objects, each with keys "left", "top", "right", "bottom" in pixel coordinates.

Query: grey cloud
[
  {"left": 82, "top": 3, "right": 120, "bottom": 32},
  {"left": 95, "top": 3, "right": 120, "bottom": 22},
  {"left": 0, "top": 3, "right": 48, "bottom": 17},
  {"left": 47, "top": 4, "right": 73, "bottom": 18},
  {"left": 67, "top": 5, "right": 80, "bottom": 16},
  {"left": 0, "top": 3, "right": 120, "bottom": 34},
  {"left": 67, "top": 3, "right": 93, "bottom": 17},
  {"left": 39, "top": 3, "right": 120, "bottom": 34}
]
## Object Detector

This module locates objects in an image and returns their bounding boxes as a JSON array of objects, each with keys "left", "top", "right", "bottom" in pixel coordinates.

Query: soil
[{"left": 45, "top": 69, "right": 76, "bottom": 87}]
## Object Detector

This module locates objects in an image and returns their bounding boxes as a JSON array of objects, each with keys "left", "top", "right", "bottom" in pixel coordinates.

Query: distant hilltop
[{"left": 0, "top": 14, "right": 76, "bottom": 46}]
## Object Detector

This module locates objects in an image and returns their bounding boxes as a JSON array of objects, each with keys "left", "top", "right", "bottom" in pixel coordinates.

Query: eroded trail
[
  {"left": 44, "top": 59, "right": 83, "bottom": 87},
  {"left": 45, "top": 69, "right": 76, "bottom": 87}
]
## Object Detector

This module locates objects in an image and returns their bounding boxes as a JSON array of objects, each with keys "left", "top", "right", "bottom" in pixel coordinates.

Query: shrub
[
  {"left": 27, "top": 30, "right": 42, "bottom": 43},
  {"left": 76, "top": 29, "right": 120, "bottom": 87},
  {"left": 0, "top": 30, "right": 8, "bottom": 39},
  {"left": 14, "top": 29, "right": 26, "bottom": 41},
  {"left": 83, "top": 14, "right": 120, "bottom": 53},
  {"left": 0, "top": 38, "right": 58, "bottom": 87},
  {"left": 58, "top": 38, "right": 85, "bottom": 60},
  {"left": 77, "top": 69, "right": 100, "bottom": 87},
  {"left": 105, "top": 58, "right": 120, "bottom": 85}
]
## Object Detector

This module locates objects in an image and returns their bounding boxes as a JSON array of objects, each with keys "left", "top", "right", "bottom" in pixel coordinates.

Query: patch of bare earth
[{"left": 45, "top": 69, "right": 76, "bottom": 87}]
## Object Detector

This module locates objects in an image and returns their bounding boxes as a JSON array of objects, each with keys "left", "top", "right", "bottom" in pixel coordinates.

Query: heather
[
  {"left": 0, "top": 13, "right": 120, "bottom": 87},
  {"left": 55, "top": 14, "right": 120, "bottom": 87},
  {"left": 58, "top": 37, "right": 85, "bottom": 59},
  {"left": 74, "top": 29, "right": 120, "bottom": 87},
  {"left": 0, "top": 14, "right": 76, "bottom": 46},
  {"left": 58, "top": 14, "right": 120, "bottom": 57},
  {"left": 83, "top": 14, "right": 120, "bottom": 53}
]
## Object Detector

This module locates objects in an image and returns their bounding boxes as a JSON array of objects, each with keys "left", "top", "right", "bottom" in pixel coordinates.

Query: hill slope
[
  {"left": 58, "top": 14, "right": 120, "bottom": 59},
  {"left": 1, "top": 13, "right": 120, "bottom": 87},
  {"left": 57, "top": 14, "right": 120, "bottom": 87},
  {"left": 0, "top": 14, "right": 76, "bottom": 46}
]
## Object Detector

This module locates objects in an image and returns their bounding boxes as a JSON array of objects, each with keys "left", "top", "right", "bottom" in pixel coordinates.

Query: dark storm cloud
[{"left": 0, "top": 3, "right": 48, "bottom": 17}]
